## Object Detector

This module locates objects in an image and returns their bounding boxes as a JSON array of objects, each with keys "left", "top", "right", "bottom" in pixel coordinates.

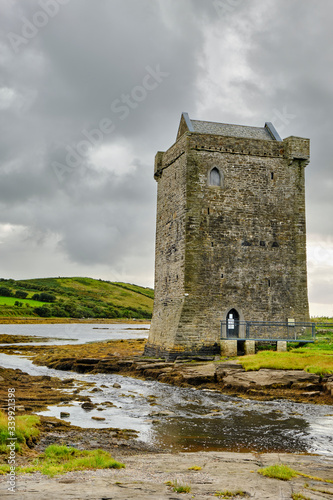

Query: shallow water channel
[{"left": 1, "top": 323, "right": 333, "bottom": 455}]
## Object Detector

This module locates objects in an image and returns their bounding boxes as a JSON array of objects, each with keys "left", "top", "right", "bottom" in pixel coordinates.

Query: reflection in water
[{"left": 155, "top": 413, "right": 309, "bottom": 453}]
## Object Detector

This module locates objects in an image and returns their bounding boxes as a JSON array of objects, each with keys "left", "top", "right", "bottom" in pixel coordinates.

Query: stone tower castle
[{"left": 145, "top": 113, "right": 310, "bottom": 358}]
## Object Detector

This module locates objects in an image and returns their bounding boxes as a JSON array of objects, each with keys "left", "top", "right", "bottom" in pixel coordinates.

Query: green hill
[{"left": 0, "top": 277, "right": 154, "bottom": 320}]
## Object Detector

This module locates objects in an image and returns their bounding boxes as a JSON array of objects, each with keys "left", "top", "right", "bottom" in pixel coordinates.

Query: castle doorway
[{"left": 226, "top": 309, "right": 239, "bottom": 338}]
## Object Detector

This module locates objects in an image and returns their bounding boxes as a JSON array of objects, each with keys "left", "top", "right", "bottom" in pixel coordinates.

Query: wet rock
[
  {"left": 60, "top": 412, "right": 70, "bottom": 418},
  {"left": 91, "top": 416, "right": 106, "bottom": 421},
  {"left": 49, "top": 358, "right": 76, "bottom": 370},
  {"left": 177, "top": 362, "right": 216, "bottom": 385},
  {"left": 324, "top": 381, "right": 333, "bottom": 396},
  {"left": 77, "top": 358, "right": 101, "bottom": 364},
  {"left": 192, "top": 356, "right": 216, "bottom": 362},
  {"left": 218, "top": 367, "right": 320, "bottom": 389},
  {"left": 302, "top": 391, "right": 321, "bottom": 397},
  {"left": 62, "top": 378, "right": 75, "bottom": 384},
  {"left": 135, "top": 362, "right": 173, "bottom": 371},
  {"left": 215, "top": 362, "right": 244, "bottom": 381},
  {"left": 73, "top": 361, "right": 97, "bottom": 373},
  {"left": 149, "top": 410, "right": 176, "bottom": 417},
  {"left": 81, "top": 401, "right": 96, "bottom": 410},
  {"left": 117, "top": 359, "right": 134, "bottom": 367},
  {"left": 113, "top": 382, "right": 121, "bottom": 388},
  {"left": 91, "top": 387, "right": 102, "bottom": 392}
]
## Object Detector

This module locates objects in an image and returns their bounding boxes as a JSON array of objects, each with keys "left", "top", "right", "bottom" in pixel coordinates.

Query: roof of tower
[{"left": 177, "top": 112, "right": 282, "bottom": 142}]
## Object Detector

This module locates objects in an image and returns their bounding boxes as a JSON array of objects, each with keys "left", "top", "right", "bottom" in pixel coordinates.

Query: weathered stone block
[
  {"left": 220, "top": 340, "right": 238, "bottom": 357},
  {"left": 244, "top": 340, "right": 256, "bottom": 355},
  {"left": 277, "top": 341, "right": 287, "bottom": 352}
]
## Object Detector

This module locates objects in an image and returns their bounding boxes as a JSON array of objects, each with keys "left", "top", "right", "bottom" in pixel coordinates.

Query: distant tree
[
  {"left": 14, "top": 301, "right": 23, "bottom": 307},
  {"left": 49, "top": 304, "right": 69, "bottom": 318},
  {"left": 15, "top": 290, "right": 28, "bottom": 299},
  {"left": 39, "top": 292, "right": 56, "bottom": 303},
  {"left": 32, "top": 294, "right": 40, "bottom": 301},
  {"left": 33, "top": 306, "right": 51, "bottom": 317},
  {"left": 0, "top": 287, "right": 13, "bottom": 297}
]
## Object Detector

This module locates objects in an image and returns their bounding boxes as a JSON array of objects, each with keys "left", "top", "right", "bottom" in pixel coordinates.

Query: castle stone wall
[{"left": 146, "top": 124, "right": 310, "bottom": 358}]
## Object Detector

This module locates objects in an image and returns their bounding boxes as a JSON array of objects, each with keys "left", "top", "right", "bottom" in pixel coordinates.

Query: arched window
[{"left": 209, "top": 167, "right": 221, "bottom": 186}]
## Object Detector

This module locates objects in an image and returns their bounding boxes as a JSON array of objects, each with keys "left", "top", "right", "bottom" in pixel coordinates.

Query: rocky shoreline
[
  {"left": 1, "top": 338, "right": 333, "bottom": 404},
  {"left": 47, "top": 355, "right": 333, "bottom": 404},
  {"left": 1, "top": 339, "right": 333, "bottom": 498}
]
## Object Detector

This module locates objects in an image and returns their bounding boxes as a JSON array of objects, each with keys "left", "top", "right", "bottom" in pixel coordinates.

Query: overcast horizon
[{"left": 1, "top": 0, "right": 332, "bottom": 317}]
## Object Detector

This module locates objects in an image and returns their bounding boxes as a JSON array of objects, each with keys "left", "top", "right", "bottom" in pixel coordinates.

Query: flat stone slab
[
  {"left": 2, "top": 451, "right": 332, "bottom": 499},
  {"left": 218, "top": 367, "right": 320, "bottom": 388}
]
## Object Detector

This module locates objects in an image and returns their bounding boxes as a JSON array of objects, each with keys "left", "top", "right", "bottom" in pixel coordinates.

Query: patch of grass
[
  {"left": 297, "top": 471, "right": 333, "bottom": 484},
  {"left": 188, "top": 465, "right": 202, "bottom": 471},
  {"left": 306, "top": 486, "right": 333, "bottom": 495},
  {"left": 215, "top": 490, "right": 248, "bottom": 498},
  {"left": 0, "top": 444, "right": 125, "bottom": 477},
  {"left": 258, "top": 463, "right": 333, "bottom": 484},
  {"left": 292, "top": 494, "right": 311, "bottom": 500},
  {"left": 165, "top": 480, "right": 191, "bottom": 493},
  {"left": 0, "top": 411, "right": 40, "bottom": 453},
  {"left": 238, "top": 350, "right": 333, "bottom": 376},
  {"left": 257, "top": 464, "right": 298, "bottom": 481}
]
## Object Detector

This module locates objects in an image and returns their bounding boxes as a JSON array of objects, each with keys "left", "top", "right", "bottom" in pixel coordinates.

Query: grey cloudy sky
[{"left": 0, "top": 0, "right": 332, "bottom": 316}]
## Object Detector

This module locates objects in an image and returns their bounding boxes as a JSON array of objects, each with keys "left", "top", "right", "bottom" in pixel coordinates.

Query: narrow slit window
[
  {"left": 271, "top": 172, "right": 274, "bottom": 180},
  {"left": 209, "top": 167, "right": 221, "bottom": 186}
]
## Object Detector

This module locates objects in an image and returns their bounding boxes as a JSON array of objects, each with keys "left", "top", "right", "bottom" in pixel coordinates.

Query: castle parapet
[{"left": 283, "top": 136, "right": 310, "bottom": 166}]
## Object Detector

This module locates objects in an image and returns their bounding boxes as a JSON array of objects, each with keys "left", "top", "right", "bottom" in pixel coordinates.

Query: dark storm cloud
[
  {"left": 0, "top": 0, "right": 332, "bottom": 313},
  {"left": 0, "top": 0, "right": 206, "bottom": 280},
  {"left": 225, "top": 0, "right": 333, "bottom": 235}
]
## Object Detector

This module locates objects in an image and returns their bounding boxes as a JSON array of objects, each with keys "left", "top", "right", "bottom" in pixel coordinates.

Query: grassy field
[
  {"left": 0, "top": 410, "right": 40, "bottom": 454},
  {"left": 238, "top": 322, "right": 333, "bottom": 375},
  {"left": 0, "top": 297, "right": 48, "bottom": 307},
  {"left": 0, "top": 409, "right": 124, "bottom": 476},
  {"left": 0, "top": 277, "right": 154, "bottom": 320}
]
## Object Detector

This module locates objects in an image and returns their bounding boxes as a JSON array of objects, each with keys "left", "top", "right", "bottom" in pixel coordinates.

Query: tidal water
[
  {"left": 0, "top": 324, "right": 333, "bottom": 455},
  {"left": 0, "top": 322, "right": 150, "bottom": 345}
]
